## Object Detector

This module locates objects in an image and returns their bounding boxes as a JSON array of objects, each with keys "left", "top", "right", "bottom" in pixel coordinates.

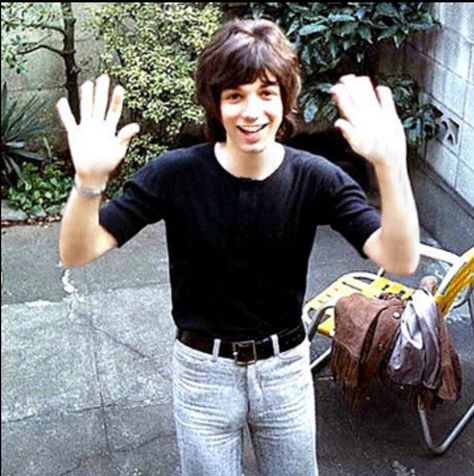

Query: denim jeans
[{"left": 172, "top": 335, "right": 318, "bottom": 476}]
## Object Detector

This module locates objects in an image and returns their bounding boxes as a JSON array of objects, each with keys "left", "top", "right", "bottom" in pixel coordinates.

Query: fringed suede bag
[{"left": 330, "top": 291, "right": 462, "bottom": 413}]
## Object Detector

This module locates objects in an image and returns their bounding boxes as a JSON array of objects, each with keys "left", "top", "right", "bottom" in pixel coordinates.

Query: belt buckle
[{"left": 232, "top": 340, "right": 257, "bottom": 366}]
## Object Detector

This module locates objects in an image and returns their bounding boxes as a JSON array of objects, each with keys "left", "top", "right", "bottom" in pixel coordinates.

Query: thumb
[
  {"left": 117, "top": 123, "right": 140, "bottom": 147},
  {"left": 335, "top": 119, "right": 358, "bottom": 151}
]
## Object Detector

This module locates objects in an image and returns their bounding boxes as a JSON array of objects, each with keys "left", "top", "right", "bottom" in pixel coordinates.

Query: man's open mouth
[{"left": 237, "top": 124, "right": 268, "bottom": 135}]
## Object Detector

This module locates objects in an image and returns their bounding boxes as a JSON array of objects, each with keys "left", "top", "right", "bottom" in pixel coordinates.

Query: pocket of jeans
[
  {"left": 278, "top": 337, "right": 310, "bottom": 362},
  {"left": 173, "top": 339, "right": 213, "bottom": 366}
]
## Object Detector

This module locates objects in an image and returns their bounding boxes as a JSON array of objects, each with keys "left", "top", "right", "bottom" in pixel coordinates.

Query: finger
[
  {"left": 92, "top": 74, "right": 110, "bottom": 121},
  {"left": 338, "top": 74, "right": 356, "bottom": 83},
  {"left": 105, "top": 85, "right": 124, "bottom": 131},
  {"left": 330, "top": 84, "right": 358, "bottom": 123},
  {"left": 334, "top": 118, "right": 359, "bottom": 151},
  {"left": 117, "top": 123, "right": 140, "bottom": 147},
  {"left": 340, "top": 75, "right": 379, "bottom": 110},
  {"left": 80, "top": 80, "right": 93, "bottom": 121},
  {"left": 56, "top": 97, "right": 78, "bottom": 132},
  {"left": 376, "top": 86, "right": 398, "bottom": 115}
]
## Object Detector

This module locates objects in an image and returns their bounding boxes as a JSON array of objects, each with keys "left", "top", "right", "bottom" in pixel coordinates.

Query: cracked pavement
[{"left": 2, "top": 221, "right": 473, "bottom": 475}]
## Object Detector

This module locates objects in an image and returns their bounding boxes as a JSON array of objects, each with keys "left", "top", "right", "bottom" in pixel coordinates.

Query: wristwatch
[{"left": 73, "top": 175, "right": 106, "bottom": 198}]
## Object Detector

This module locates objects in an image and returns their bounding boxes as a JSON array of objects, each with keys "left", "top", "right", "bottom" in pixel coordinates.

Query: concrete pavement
[{"left": 2, "top": 220, "right": 473, "bottom": 475}]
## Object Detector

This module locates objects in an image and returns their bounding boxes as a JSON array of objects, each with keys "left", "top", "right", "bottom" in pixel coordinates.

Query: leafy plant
[
  {"left": 84, "top": 3, "right": 223, "bottom": 183},
  {"left": 244, "top": 2, "right": 439, "bottom": 147},
  {"left": 6, "top": 138, "right": 72, "bottom": 217},
  {"left": 380, "top": 76, "right": 437, "bottom": 148},
  {"left": 1, "top": 81, "right": 50, "bottom": 186}
]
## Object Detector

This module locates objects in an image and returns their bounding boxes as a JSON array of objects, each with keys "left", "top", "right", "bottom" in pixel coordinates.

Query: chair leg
[
  {"left": 417, "top": 294, "right": 474, "bottom": 455},
  {"left": 310, "top": 346, "right": 332, "bottom": 371},
  {"left": 469, "top": 294, "right": 474, "bottom": 336},
  {"left": 306, "top": 303, "right": 336, "bottom": 340},
  {"left": 306, "top": 303, "right": 335, "bottom": 372},
  {"left": 418, "top": 398, "right": 474, "bottom": 455}
]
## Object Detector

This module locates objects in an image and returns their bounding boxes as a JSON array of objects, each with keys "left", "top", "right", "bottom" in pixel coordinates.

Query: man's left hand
[{"left": 330, "top": 75, "right": 406, "bottom": 169}]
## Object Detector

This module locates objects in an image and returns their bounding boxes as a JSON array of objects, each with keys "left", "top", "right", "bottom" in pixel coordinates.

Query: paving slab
[
  {"left": 1, "top": 409, "right": 107, "bottom": 476},
  {"left": 1, "top": 223, "right": 65, "bottom": 305},
  {"left": 2, "top": 301, "right": 100, "bottom": 421},
  {"left": 81, "top": 285, "right": 174, "bottom": 406}
]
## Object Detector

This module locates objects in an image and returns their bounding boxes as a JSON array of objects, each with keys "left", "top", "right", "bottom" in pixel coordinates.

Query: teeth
[{"left": 239, "top": 125, "right": 266, "bottom": 132}]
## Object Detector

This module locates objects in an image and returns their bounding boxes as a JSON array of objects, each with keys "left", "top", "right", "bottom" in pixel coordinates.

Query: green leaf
[
  {"left": 329, "top": 39, "right": 338, "bottom": 58},
  {"left": 288, "top": 4, "right": 310, "bottom": 14},
  {"left": 394, "top": 33, "right": 404, "bottom": 49},
  {"left": 316, "top": 83, "right": 334, "bottom": 93},
  {"left": 377, "top": 26, "right": 399, "bottom": 41},
  {"left": 287, "top": 18, "right": 300, "bottom": 36},
  {"left": 355, "top": 6, "right": 368, "bottom": 21},
  {"left": 376, "top": 3, "right": 400, "bottom": 18},
  {"left": 304, "top": 98, "right": 318, "bottom": 123},
  {"left": 299, "top": 23, "right": 328, "bottom": 36},
  {"left": 328, "top": 13, "right": 355, "bottom": 23},
  {"left": 358, "top": 25, "right": 373, "bottom": 43}
]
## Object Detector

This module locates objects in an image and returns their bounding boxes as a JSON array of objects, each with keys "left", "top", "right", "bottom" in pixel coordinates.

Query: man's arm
[
  {"left": 59, "top": 181, "right": 117, "bottom": 268},
  {"left": 330, "top": 75, "right": 419, "bottom": 275},
  {"left": 56, "top": 74, "right": 140, "bottom": 268}
]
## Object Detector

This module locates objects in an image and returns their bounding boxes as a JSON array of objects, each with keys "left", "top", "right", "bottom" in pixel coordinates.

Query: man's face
[{"left": 219, "top": 72, "right": 283, "bottom": 155}]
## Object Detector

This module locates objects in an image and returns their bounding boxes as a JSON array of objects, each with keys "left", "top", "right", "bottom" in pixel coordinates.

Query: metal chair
[{"left": 303, "top": 244, "right": 474, "bottom": 455}]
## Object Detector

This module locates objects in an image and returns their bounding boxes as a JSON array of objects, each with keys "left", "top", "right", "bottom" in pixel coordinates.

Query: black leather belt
[{"left": 177, "top": 323, "right": 306, "bottom": 366}]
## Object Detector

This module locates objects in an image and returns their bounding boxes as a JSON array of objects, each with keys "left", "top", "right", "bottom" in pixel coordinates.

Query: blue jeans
[{"left": 172, "top": 335, "right": 318, "bottom": 476}]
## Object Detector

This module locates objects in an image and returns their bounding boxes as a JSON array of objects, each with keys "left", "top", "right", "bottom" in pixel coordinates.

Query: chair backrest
[{"left": 434, "top": 247, "right": 474, "bottom": 317}]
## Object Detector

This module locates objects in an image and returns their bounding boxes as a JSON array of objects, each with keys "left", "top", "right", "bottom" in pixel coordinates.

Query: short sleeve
[
  {"left": 319, "top": 165, "right": 381, "bottom": 258},
  {"left": 99, "top": 158, "right": 169, "bottom": 248}
]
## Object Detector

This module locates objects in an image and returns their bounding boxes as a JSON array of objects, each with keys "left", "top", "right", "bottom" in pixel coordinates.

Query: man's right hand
[{"left": 56, "top": 74, "right": 140, "bottom": 188}]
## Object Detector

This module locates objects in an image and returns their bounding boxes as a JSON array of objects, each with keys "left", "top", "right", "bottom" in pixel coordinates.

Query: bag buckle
[{"left": 232, "top": 340, "right": 257, "bottom": 366}]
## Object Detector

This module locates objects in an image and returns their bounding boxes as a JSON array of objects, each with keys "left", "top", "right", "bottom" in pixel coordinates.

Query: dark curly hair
[{"left": 195, "top": 18, "right": 302, "bottom": 142}]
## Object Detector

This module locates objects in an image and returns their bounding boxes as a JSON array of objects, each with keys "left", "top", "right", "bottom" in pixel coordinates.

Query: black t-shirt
[{"left": 99, "top": 142, "right": 381, "bottom": 340}]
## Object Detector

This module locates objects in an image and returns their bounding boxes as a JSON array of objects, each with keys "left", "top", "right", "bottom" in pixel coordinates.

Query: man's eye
[
  {"left": 262, "top": 90, "right": 275, "bottom": 97},
  {"left": 227, "top": 93, "right": 241, "bottom": 100}
]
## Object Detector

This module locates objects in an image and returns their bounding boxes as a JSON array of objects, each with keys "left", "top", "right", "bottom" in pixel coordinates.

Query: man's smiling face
[{"left": 219, "top": 72, "right": 283, "bottom": 156}]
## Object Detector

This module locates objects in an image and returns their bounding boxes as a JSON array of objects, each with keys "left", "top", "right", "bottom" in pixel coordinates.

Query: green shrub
[
  {"left": 1, "top": 81, "right": 50, "bottom": 187},
  {"left": 84, "top": 3, "right": 223, "bottom": 187},
  {"left": 6, "top": 139, "right": 72, "bottom": 217},
  {"left": 7, "top": 162, "right": 72, "bottom": 217},
  {"left": 381, "top": 75, "right": 437, "bottom": 148}
]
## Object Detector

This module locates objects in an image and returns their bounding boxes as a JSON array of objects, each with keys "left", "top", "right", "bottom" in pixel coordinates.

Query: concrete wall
[
  {"left": 1, "top": 3, "right": 105, "bottom": 152},
  {"left": 378, "top": 3, "right": 474, "bottom": 252},
  {"left": 379, "top": 3, "right": 474, "bottom": 206}
]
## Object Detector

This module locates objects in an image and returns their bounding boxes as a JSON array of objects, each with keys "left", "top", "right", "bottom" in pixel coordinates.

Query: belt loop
[
  {"left": 212, "top": 338, "right": 221, "bottom": 361},
  {"left": 270, "top": 334, "right": 280, "bottom": 356}
]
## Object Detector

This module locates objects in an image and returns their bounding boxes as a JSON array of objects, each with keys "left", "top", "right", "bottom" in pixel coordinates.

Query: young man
[{"left": 57, "top": 18, "right": 419, "bottom": 476}]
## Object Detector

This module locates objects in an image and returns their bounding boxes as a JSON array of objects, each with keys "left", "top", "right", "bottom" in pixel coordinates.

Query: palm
[
  {"left": 330, "top": 75, "right": 406, "bottom": 166},
  {"left": 67, "top": 120, "right": 127, "bottom": 177},
  {"left": 56, "top": 74, "right": 140, "bottom": 183}
]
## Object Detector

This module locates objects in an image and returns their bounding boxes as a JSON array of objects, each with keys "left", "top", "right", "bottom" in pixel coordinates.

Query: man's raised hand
[
  {"left": 56, "top": 74, "right": 140, "bottom": 187},
  {"left": 330, "top": 75, "right": 406, "bottom": 169}
]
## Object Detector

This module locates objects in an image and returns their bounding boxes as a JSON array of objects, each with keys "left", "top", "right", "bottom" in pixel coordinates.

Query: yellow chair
[{"left": 303, "top": 244, "right": 474, "bottom": 455}]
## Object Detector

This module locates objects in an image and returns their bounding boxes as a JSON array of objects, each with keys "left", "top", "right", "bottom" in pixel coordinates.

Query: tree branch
[
  {"left": 21, "top": 21, "right": 66, "bottom": 37},
  {"left": 18, "top": 43, "right": 64, "bottom": 57}
]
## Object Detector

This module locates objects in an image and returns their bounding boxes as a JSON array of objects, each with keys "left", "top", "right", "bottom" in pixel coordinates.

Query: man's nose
[{"left": 241, "top": 96, "right": 261, "bottom": 120}]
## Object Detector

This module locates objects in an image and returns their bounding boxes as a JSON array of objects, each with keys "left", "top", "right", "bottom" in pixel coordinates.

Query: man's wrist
[
  {"left": 73, "top": 175, "right": 107, "bottom": 198},
  {"left": 373, "top": 157, "right": 407, "bottom": 178}
]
